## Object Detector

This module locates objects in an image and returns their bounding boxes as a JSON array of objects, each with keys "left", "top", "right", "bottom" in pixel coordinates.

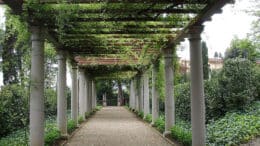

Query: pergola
[{"left": 2, "top": 0, "right": 232, "bottom": 146}]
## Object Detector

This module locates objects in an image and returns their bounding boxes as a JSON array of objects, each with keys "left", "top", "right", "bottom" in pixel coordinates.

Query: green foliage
[
  {"left": 44, "top": 123, "right": 61, "bottom": 146},
  {"left": 78, "top": 116, "right": 84, "bottom": 124},
  {"left": 154, "top": 116, "right": 165, "bottom": 133},
  {"left": 207, "top": 113, "right": 260, "bottom": 145},
  {"left": 44, "top": 88, "right": 57, "bottom": 117},
  {"left": 0, "top": 129, "right": 28, "bottom": 146},
  {"left": 144, "top": 114, "right": 152, "bottom": 123},
  {"left": 225, "top": 37, "right": 259, "bottom": 62},
  {"left": 67, "top": 119, "right": 77, "bottom": 134},
  {"left": 137, "top": 111, "right": 144, "bottom": 118},
  {"left": 202, "top": 41, "right": 209, "bottom": 80},
  {"left": 175, "top": 58, "right": 258, "bottom": 122},
  {"left": 171, "top": 125, "right": 191, "bottom": 146},
  {"left": 0, "top": 84, "right": 28, "bottom": 137},
  {"left": 175, "top": 83, "right": 191, "bottom": 122},
  {"left": 218, "top": 58, "right": 257, "bottom": 111},
  {"left": 255, "top": 66, "right": 260, "bottom": 100}
]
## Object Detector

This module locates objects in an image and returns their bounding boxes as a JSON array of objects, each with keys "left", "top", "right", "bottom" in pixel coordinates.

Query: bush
[
  {"left": 218, "top": 58, "right": 257, "bottom": 111},
  {"left": 154, "top": 116, "right": 165, "bottom": 133},
  {"left": 207, "top": 113, "right": 260, "bottom": 145},
  {"left": 44, "top": 88, "right": 57, "bottom": 117},
  {"left": 67, "top": 119, "right": 77, "bottom": 134},
  {"left": 144, "top": 114, "right": 152, "bottom": 123},
  {"left": 171, "top": 126, "right": 191, "bottom": 146},
  {"left": 137, "top": 111, "right": 144, "bottom": 118},
  {"left": 0, "top": 129, "right": 28, "bottom": 146},
  {"left": 0, "top": 84, "right": 28, "bottom": 137},
  {"left": 44, "top": 123, "right": 61, "bottom": 146},
  {"left": 175, "top": 83, "right": 191, "bottom": 122},
  {"left": 78, "top": 116, "right": 84, "bottom": 124}
]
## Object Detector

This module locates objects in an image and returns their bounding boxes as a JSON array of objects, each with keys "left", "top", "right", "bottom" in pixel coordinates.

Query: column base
[
  {"left": 163, "top": 131, "right": 171, "bottom": 137},
  {"left": 150, "top": 122, "right": 155, "bottom": 127}
]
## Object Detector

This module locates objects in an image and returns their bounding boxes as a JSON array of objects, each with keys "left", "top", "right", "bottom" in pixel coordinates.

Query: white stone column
[
  {"left": 152, "top": 61, "right": 159, "bottom": 125},
  {"left": 92, "top": 80, "right": 95, "bottom": 109},
  {"left": 78, "top": 69, "right": 86, "bottom": 120},
  {"left": 88, "top": 79, "right": 92, "bottom": 111},
  {"left": 139, "top": 74, "right": 144, "bottom": 112},
  {"left": 57, "top": 50, "right": 67, "bottom": 137},
  {"left": 130, "top": 79, "right": 135, "bottom": 109},
  {"left": 71, "top": 64, "right": 78, "bottom": 123},
  {"left": 85, "top": 74, "right": 89, "bottom": 113},
  {"left": 189, "top": 26, "right": 206, "bottom": 146},
  {"left": 163, "top": 46, "right": 175, "bottom": 136},
  {"left": 29, "top": 26, "right": 44, "bottom": 146},
  {"left": 103, "top": 93, "right": 107, "bottom": 106},
  {"left": 94, "top": 85, "right": 97, "bottom": 107},
  {"left": 134, "top": 77, "right": 139, "bottom": 111},
  {"left": 143, "top": 71, "right": 150, "bottom": 116}
]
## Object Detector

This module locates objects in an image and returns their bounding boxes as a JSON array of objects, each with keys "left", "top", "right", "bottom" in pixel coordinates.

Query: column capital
[
  {"left": 30, "top": 26, "right": 43, "bottom": 41},
  {"left": 188, "top": 25, "right": 204, "bottom": 40},
  {"left": 162, "top": 47, "right": 173, "bottom": 58}
]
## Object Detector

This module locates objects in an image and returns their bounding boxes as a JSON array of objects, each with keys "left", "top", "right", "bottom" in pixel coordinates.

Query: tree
[
  {"left": 202, "top": 41, "right": 209, "bottom": 79},
  {"left": 225, "top": 37, "right": 258, "bottom": 62},
  {"left": 214, "top": 51, "right": 218, "bottom": 58}
]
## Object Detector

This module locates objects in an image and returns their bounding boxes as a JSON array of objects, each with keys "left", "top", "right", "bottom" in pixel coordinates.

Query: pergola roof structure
[{"left": 2, "top": 0, "right": 233, "bottom": 78}]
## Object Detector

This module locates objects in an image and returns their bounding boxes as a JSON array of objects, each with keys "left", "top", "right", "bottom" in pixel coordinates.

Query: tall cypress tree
[{"left": 202, "top": 41, "right": 209, "bottom": 80}]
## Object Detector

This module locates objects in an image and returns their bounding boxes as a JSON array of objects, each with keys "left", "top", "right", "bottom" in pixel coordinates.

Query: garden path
[{"left": 65, "top": 106, "right": 174, "bottom": 146}]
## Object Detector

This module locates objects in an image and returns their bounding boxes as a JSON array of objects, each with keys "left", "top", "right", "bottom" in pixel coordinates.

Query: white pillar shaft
[
  {"left": 103, "top": 93, "right": 107, "bottom": 106},
  {"left": 71, "top": 66, "right": 78, "bottom": 122},
  {"left": 152, "top": 63, "right": 159, "bottom": 124},
  {"left": 139, "top": 75, "right": 144, "bottom": 111},
  {"left": 88, "top": 80, "right": 92, "bottom": 111},
  {"left": 78, "top": 69, "right": 86, "bottom": 120},
  {"left": 189, "top": 26, "right": 205, "bottom": 146},
  {"left": 85, "top": 75, "right": 89, "bottom": 113},
  {"left": 130, "top": 79, "right": 135, "bottom": 109},
  {"left": 143, "top": 72, "right": 150, "bottom": 116},
  {"left": 163, "top": 48, "right": 175, "bottom": 134},
  {"left": 92, "top": 81, "right": 95, "bottom": 109},
  {"left": 57, "top": 50, "right": 67, "bottom": 136},
  {"left": 30, "top": 26, "right": 44, "bottom": 146}
]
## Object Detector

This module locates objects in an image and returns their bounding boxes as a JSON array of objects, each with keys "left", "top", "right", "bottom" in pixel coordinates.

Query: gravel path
[{"left": 65, "top": 106, "right": 174, "bottom": 146}]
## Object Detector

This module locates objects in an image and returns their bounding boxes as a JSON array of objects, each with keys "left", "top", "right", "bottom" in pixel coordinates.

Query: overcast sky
[
  {"left": 0, "top": 0, "right": 258, "bottom": 86},
  {"left": 178, "top": 0, "right": 258, "bottom": 60}
]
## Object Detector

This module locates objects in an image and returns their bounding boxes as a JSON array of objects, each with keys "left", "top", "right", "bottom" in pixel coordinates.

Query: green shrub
[
  {"left": 44, "top": 88, "right": 57, "bottom": 117},
  {"left": 0, "top": 84, "right": 28, "bottom": 137},
  {"left": 78, "top": 116, "right": 84, "bottom": 124},
  {"left": 67, "top": 119, "right": 77, "bottom": 134},
  {"left": 137, "top": 111, "right": 144, "bottom": 118},
  {"left": 171, "top": 126, "right": 191, "bottom": 146},
  {"left": 144, "top": 114, "right": 152, "bottom": 123},
  {"left": 0, "top": 129, "right": 28, "bottom": 146},
  {"left": 44, "top": 123, "right": 61, "bottom": 146},
  {"left": 207, "top": 113, "right": 260, "bottom": 145},
  {"left": 85, "top": 112, "right": 91, "bottom": 119},
  {"left": 154, "top": 116, "right": 165, "bottom": 133},
  {"left": 218, "top": 58, "right": 257, "bottom": 111},
  {"left": 255, "top": 66, "right": 260, "bottom": 100},
  {"left": 175, "top": 83, "right": 191, "bottom": 122}
]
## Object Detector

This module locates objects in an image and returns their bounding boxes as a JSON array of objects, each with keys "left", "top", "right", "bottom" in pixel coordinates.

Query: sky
[
  {"left": 0, "top": 0, "right": 258, "bottom": 86},
  {"left": 177, "top": 0, "right": 258, "bottom": 60}
]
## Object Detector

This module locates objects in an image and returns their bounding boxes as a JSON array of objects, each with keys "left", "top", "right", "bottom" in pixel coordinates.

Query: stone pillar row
[
  {"left": 29, "top": 25, "right": 205, "bottom": 146},
  {"left": 29, "top": 27, "right": 98, "bottom": 146},
  {"left": 129, "top": 25, "right": 205, "bottom": 145}
]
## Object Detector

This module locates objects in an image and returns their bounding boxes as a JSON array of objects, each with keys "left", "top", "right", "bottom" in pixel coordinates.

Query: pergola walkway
[{"left": 65, "top": 107, "right": 174, "bottom": 146}]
